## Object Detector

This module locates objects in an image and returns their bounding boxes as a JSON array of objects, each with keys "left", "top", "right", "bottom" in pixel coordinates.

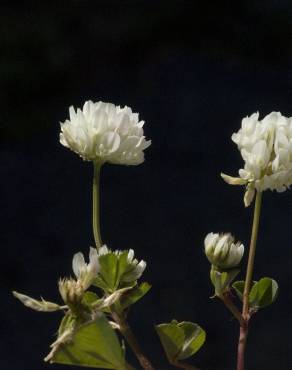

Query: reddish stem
[{"left": 237, "top": 324, "right": 248, "bottom": 370}]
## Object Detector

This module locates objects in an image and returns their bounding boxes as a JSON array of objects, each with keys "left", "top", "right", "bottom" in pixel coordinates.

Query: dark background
[{"left": 1, "top": 1, "right": 292, "bottom": 369}]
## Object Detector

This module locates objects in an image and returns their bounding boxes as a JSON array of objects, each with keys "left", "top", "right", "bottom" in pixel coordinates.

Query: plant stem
[
  {"left": 219, "top": 293, "right": 245, "bottom": 327},
  {"left": 242, "top": 190, "right": 262, "bottom": 318},
  {"left": 237, "top": 190, "right": 263, "bottom": 370},
  {"left": 93, "top": 162, "right": 102, "bottom": 248},
  {"left": 237, "top": 325, "right": 248, "bottom": 370},
  {"left": 112, "top": 312, "right": 155, "bottom": 370},
  {"left": 171, "top": 360, "right": 200, "bottom": 370}
]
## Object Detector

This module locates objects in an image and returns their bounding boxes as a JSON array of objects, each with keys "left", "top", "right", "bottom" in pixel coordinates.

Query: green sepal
[
  {"left": 47, "top": 313, "right": 125, "bottom": 369},
  {"left": 211, "top": 267, "right": 240, "bottom": 296},
  {"left": 249, "top": 277, "right": 278, "bottom": 309},
  {"left": 120, "top": 282, "right": 151, "bottom": 310},
  {"left": 155, "top": 320, "right": 206, "bottom": 362}
]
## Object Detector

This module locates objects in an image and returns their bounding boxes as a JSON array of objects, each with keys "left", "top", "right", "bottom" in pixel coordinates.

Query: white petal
[
  {"left": 92, "top": 108, "right": 108, "bottom": 134},
  {"left": 127, "top": 249, "right": 134, "bottom": 262},
  {"left": 69, "top": 106, "right": 76, "bottom": 121},
  {"left": 204, "top": 233, "right": 218, "bottom": 249},
  {"left": 98, "top": 245, "right": 109, "bottom": 256},
  {"left": 135, "top": 260, "right": 146, "bottom": 278},
  {"left": 72, "top": 252, "right": 86, "bottom": 278},
  {"left": 89, "top": 247, "right": 100, "bottom": 275},
  {"left": 244, "top": 186, "right": 255, "bottom": 207},
  {"left": 221, "top": 173, "right": 247, "bottom": 185},
  {"left": 99, "top": 131, "right": 121, "bottom": 154}
]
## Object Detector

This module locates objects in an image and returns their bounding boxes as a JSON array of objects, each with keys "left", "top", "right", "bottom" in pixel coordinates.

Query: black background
[{"left": 2, "top": 1, "right": 292, "bottom": 369}]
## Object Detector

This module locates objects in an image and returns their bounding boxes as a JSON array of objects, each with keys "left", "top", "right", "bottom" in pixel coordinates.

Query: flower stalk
[
  {"left": 111, "top": 311, "right": 155, "bottom": 370},
  {"left": 237, "top": 190, "right": 263, "bottom": 370},
  {"left": 93, "top": 162, "right": 102, "bottom": 248},
  {"left": 219, "top": 292, "right": 245, "bottom": 327},
  {"left": 171, "top": 360, "right": 200, "bottom": 370},
  {"left": 242, "top": 191, "right": 262, "bottom": 318}
]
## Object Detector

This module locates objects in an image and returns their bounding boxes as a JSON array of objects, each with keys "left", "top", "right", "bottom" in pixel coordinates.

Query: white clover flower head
[
  {"left": 204, "top": 232, "right": 244, "bottom": 269},
  {"left": 60, "top": 100, "right": 151, "bottom": 165},
  {"left": 72, "top": 247, "right": 99, "bottom": 291},
  {"left": 222, "top": 112, "right": 292, "bottom": 206}
]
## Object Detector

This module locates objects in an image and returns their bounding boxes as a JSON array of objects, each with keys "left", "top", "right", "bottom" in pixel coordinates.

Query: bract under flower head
[
  {"left": 221, "top": 112, "right": 292, "bottom": 206},
  {"left": 60, "top": 101, "right": 151, "bottom": 165}
]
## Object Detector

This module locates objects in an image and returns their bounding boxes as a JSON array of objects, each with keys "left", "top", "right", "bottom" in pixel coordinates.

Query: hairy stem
[
  {"left": 93, "top": 162, "right": 102, "bottom": 248},
  {"left": 237, "top": 190, "right": 262, "bottom": 370},
  {"left": 112, "top": 312, "right": 155, "bottom": 370}
]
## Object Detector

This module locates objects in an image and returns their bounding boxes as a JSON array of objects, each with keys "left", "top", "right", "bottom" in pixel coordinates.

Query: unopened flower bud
[
  {"left": 13, "top": 291, "right": 62, "bottom": 312},
  {"left": 58, "top": 278, "right": 83, "bottom": 304},
  {"left": 204, "top": 232, "right": 244, "bottom": 269}
]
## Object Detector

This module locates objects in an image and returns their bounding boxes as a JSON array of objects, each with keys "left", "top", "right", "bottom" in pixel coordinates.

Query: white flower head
[
  {"left": 60, "top": 101, "right": 151, "bottom": 165},
  {"left": 222, "top": 112, "right": 292, "bottom": 206},
  {"left": 204, "top": 232, "right": 244, "bottom": 269}
]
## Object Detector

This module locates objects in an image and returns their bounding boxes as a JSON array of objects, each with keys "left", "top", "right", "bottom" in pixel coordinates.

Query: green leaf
[
  {"left": 82, "top": 291, "right": 100, "bottom": 307},
  {"left": 93, "top": 250, "right": 145, "bottom": 294},
  {"left": 120, "top": 282, "right": 151, "bottom": 309},
  {"left": 93, "top": 252, "right": 135, "bottom": 293},
  {"left": 155, "top": 320, "right": 206, "bottom": 362},
  {"left": 232, "top": 281, "right": 245, "bottom": 301},
  {"left": 232, "top": 281, "right": 256, "bottom": 302},
  {"left": 155, "top": 321, "right": 184, "bottom": 362},
  {"left": 116, "top": 252, "right": 130, "bottom": 285},
  {"left": 98, "top": 253, "right": 119, "bottom": 292},
  {"left": 93, "top": 275, "right": 111, "bottom": 292},
  {"left": 249, "top": 277, "right": 278, "bottom": 309},
  {"left": 177, "top": 322, "right": 206, "bottom": 360},
  {"left": 47, "top": 314, "right": 125, "bottom": 369}
]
